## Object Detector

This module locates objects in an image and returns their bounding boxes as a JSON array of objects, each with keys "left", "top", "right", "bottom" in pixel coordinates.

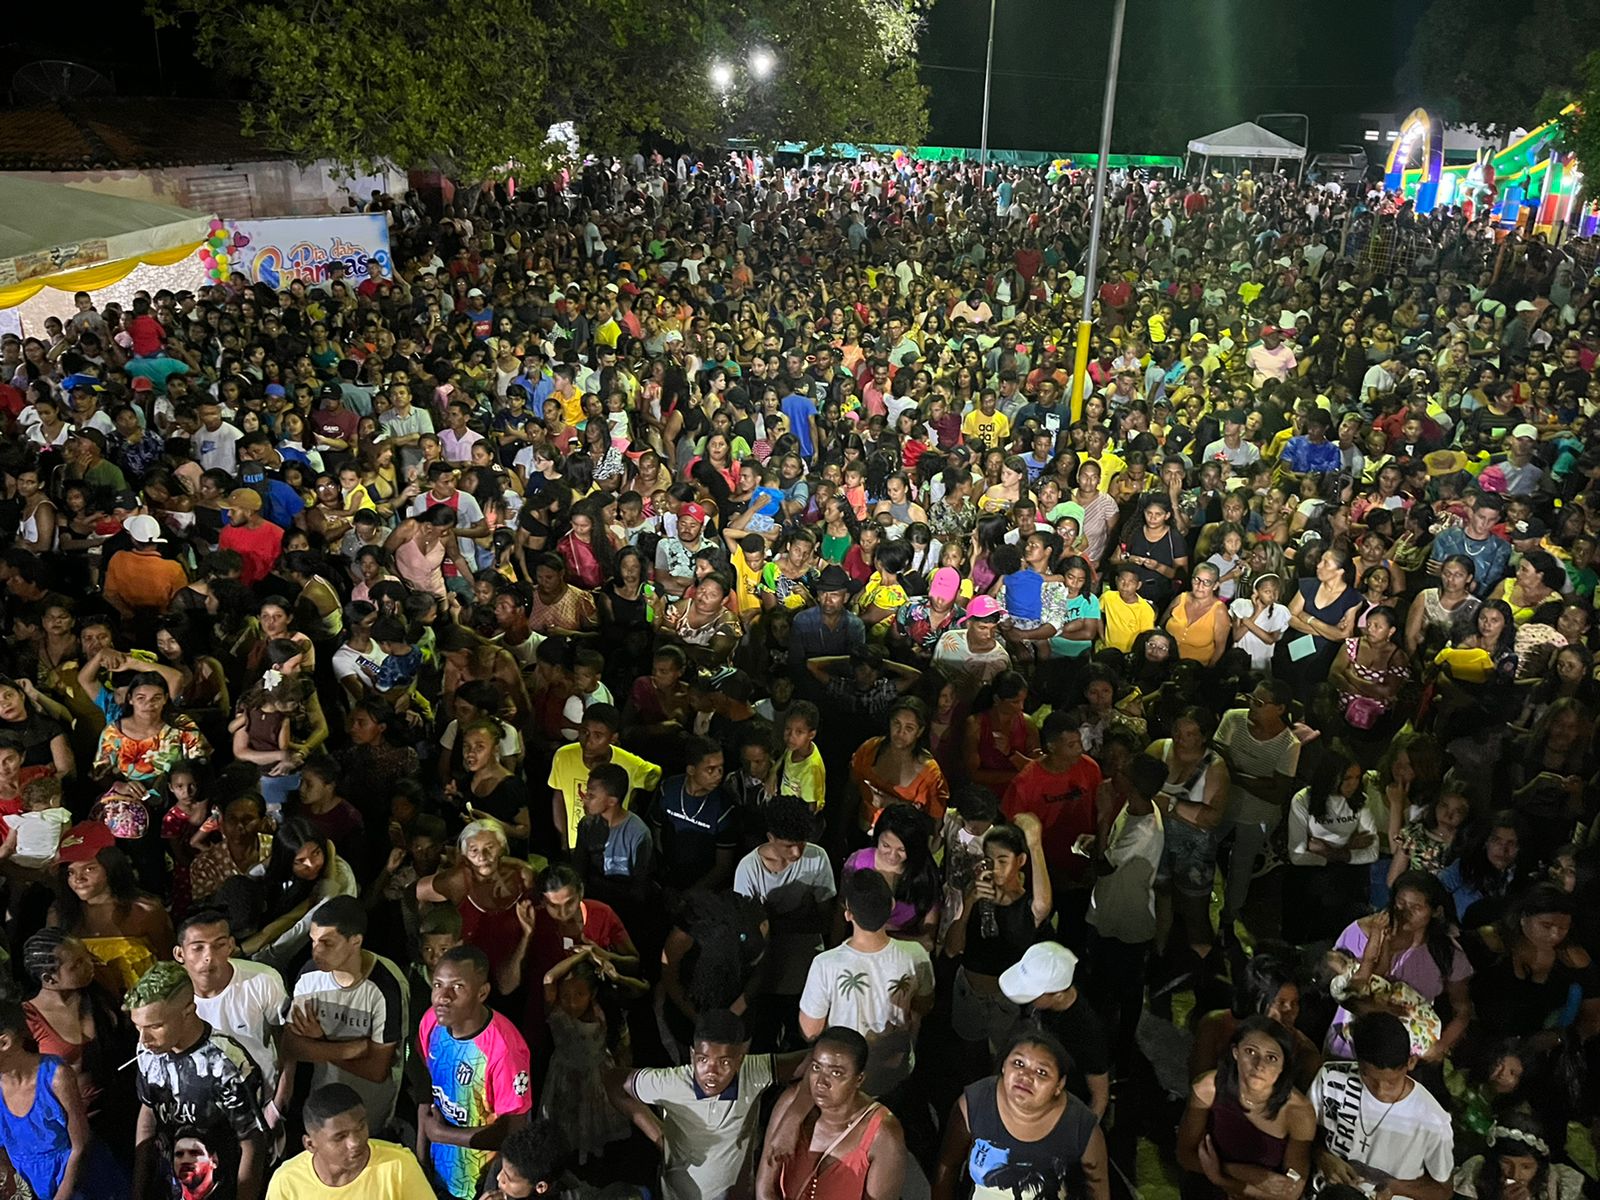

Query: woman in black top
[
  {"left": 597, "top": 545, "right": 656, "bottom": 690},
  {"left": 1113, "top": 494, "right": 1189, "bottom": 610},
  {"left": 944, "top": 816, "right": 1052, "bottom": 1050},
  {"left": 934, "top": 1025, "right": 1109, "bottom": 1200},
  {"left": 1462, "top": 883, "right": 1600, "bottom": 1052}
]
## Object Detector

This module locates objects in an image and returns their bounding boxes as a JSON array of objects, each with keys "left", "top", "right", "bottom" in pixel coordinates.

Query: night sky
[
  {"left": 3, "top": 1, "right": 1430, "bottom": 156},
  {"left": 920, "top": 0, "right": 1431, "bottom": 153}
]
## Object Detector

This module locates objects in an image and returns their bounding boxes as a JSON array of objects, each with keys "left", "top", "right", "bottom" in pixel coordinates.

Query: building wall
[{"left": 0, "top": 160, "right": 407, "bottom": 219}]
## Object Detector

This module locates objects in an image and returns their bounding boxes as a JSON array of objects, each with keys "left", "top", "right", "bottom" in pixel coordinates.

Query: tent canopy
[
  {"left": 1186, "top": 121, "right": 1306, "bottom": 161},
  {"left": 0, "top": 176, "right": 214, "bottom": 308}
]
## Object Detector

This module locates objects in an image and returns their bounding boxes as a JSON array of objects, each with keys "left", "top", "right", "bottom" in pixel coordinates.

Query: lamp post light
[
  {"left": 710, "top": 61, "right": 735, "bottom": 92},
  {"left": 979, "top": 0, "right": 998, "bottom": 166},
  {"left": 1070, "top": 0, "right": 1128, "bottom": 421},
  {"left": 749, "top": 47, "right": 776, "bottom": 80}
]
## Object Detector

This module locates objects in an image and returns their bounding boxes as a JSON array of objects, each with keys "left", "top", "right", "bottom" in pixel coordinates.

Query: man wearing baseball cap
[
  {"left": 103, "top": 514, "right": 186, "bottom": 620},
  {"left": 219, "top": 488, "right": 284, "bottom": 587},
  {"left": 1246, "top": 324, "right": 1297, "bottom": 387},
  {"left": 999, "top": 941, "right": 1111, "bottom": 1118},
  {"left": 655, "top": 499, "right": 712, "bottom": 600}
]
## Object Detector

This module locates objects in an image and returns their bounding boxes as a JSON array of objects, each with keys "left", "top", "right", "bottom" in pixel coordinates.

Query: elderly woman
[
  {"left": 417, "top": 817, "right": 536, "bottom": 987},
  {"left": 1162, "top": 562, "right": 1231, "bottom": 667}
]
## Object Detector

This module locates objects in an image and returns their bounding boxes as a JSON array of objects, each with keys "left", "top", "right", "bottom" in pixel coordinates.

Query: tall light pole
[
  {"left": 1070, "top": 0, "right": 1127, "bottom": 421},
  {"left": 979, "top": 0, "right": 998, "bottom": 166}
]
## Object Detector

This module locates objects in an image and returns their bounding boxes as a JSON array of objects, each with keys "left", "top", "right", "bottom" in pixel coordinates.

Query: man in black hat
[{"left": 789, "top": 565, "right": 865, "bottom": 683}]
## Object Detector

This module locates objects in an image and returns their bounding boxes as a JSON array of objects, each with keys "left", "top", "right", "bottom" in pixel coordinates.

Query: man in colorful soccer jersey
[{"left": 417, "top": 945, "right": 533, "bottom": 1200}]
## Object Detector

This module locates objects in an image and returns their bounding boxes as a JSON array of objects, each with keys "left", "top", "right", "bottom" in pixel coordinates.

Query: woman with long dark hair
[
  {"left": 1439, "top": 813, "right": 1523, "bottom": 928},
  {"left": 1177, "top": 1015, "right": 1314, "bottom": 1200},
  {"left": 1462, "top": 883, "right": 1600, "bottom": 1047},
  {"left": 48, "top": 836, "right": 172, "bottom": 997},
  {"left": 1277, "top": 546, "right": 1363, "bottom": 705},
  {"left": 841, "top": 802, "right": 943, "bottom": 949},
  {"left": 240, "top": 815, "right": 356, "bottom": 967},
  {"left": 1191, "top": 954, "right": 1324, "bottom": 1090},
  {"left": 657, "top": 890, "right": 769, "bottom": 1062},
  {"left": 1327, "top": 870, "right": 1471, "bottom": 1064},
  {"left": 1283, "top": 747, "right": 1378, "bottom": 943},
  {"left": 962, "top": 670, "right": 1038, "bottom": 794}
]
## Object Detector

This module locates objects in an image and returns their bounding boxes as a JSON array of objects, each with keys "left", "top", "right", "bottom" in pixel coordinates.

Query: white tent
[
  {"left": 1185, "top": 121, "right": 1307, "bottom": 180},
  {"left": 0, "top": 176, "right": 215, "bottom": 308}
]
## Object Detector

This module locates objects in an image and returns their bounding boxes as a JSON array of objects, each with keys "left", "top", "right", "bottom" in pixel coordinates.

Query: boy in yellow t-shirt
[
  {"left": 961, "top": 392, "right": 1010, "bottom": 452},
  {"left": 774, "top": 701, "right": 826, "bottom": 811},
  {"left": 1099, "top": 565, "right": 1156, "bottom": 652},
  {"left": 728, "top": 532, "right": 768, "bottom": 626},
  {"left": 548, "top": 712, "right": 664, "bottom": 847}
]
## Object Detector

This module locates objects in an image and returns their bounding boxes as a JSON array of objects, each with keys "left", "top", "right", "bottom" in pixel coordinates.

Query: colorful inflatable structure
[{"left": 1387, "top": 104, "right": 1590, "bottom": 237}]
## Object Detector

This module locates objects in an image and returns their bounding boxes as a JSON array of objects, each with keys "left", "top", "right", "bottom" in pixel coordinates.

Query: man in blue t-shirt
[
  {"left": 1429, "top": 492, "right": 1512, "bottom": 596},
  {"left": 779, "top": 386, "right": 819, "bottom": 461},
  {"left": 1278, "top": 408, "right": 1342, "bottom": 480}
]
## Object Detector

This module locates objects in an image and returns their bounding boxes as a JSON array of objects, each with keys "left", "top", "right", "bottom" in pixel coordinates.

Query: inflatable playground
[{"left": 1385, "top": 104, "right": 1596, "bottom": 237}]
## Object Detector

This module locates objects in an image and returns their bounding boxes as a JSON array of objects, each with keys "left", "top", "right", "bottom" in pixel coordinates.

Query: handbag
[{"left": 1343, "top": 694, "right": 1385, "bottom": 730}]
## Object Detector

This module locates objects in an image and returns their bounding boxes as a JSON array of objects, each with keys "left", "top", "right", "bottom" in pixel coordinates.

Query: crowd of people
[{"left": 0, "top": 149, "right": 1597, "bottom": 1200}]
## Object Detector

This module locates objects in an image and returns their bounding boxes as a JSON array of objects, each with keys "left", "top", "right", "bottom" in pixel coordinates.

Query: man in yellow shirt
[
  {"left": 961, "top": 391, "right": 1011, "bottom": 451},
  {"left": 267, "top": 1083, "right": 432, "bottom": 1200},
  {"left": 549, "top": 704, "right": 662, "bottom": 848}
]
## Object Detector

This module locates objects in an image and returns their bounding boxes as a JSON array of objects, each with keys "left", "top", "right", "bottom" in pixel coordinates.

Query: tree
[
  {"left": 1402, "top": 0, "right": 1600, "bottom": 135},
  {"left": 153, "top": 0, "right": 929, "bottom": 177}
]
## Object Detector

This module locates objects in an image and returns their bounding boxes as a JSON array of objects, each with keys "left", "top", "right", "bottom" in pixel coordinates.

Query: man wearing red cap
[
  {"left": 655, "top": 500, "right": 711, "bottom": 600},
  {"left": 1246, "top": 325, "right": 1297, "bottom": 387}
]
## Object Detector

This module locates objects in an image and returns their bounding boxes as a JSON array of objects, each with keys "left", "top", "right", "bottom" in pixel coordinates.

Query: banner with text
[{"left": 222, "top": 214, "right": 393, "bottom": 289}]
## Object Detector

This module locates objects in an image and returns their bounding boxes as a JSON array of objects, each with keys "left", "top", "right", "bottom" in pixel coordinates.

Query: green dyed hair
[{"left": 124, "top": 961, "right": 192, "bottom": 1011}]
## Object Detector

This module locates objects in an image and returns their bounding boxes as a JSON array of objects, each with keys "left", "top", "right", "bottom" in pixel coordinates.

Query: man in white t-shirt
[
  {"left": 1310, "top": 1012, "right": 1454, "bottom": 1199},
  {"left": 609, "top": 1009, "right": 808, "bottom": 1200},
  {"left": 799, "top": 866, "right": 933, "bottom": 1098},
  {"left": 735, "top": 794, "right": 837, "bottom": 1008},
  {"left": 176, "top": 910, "right": 289, "bottom": 1121}
]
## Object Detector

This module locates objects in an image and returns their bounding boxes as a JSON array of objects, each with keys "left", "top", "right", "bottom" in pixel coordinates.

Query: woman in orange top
[
  {"left": 1162, "top": 562, "right": 1232, "bottom": 667},
  {"left": 850, "top": 697, "right": 949, "bottom": 831}
]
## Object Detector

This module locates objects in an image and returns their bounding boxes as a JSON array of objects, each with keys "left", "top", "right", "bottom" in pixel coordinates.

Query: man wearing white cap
[
  {"left": 1476, "top": 423, "right": 1545, "bottom": 498},
  {"left": 103, "top": 514, "right": 187, "bottom": 618},
  {"left": 998, "top": 942, "right": 1111, "bottom": 1118}
]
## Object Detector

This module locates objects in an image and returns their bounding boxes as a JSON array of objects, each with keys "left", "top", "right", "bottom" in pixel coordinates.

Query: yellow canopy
[{"left": 0, "top": 177, "right": 216, "bottom": 309}]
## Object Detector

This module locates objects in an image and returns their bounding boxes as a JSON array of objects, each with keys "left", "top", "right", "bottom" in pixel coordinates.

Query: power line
[{"left": 920, "top": 61, "right": 1389, "bottom": 89}]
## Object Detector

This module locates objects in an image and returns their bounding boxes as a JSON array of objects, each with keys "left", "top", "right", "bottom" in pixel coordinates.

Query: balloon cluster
[{"left": 199, "top": 219, "right": 233, "bottom": 283}]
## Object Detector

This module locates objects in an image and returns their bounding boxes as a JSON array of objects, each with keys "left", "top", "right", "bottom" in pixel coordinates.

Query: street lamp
[
  {"left": 710, "top": 61, "right": 735, "bottom": 91},
  {"left": 1070, "top": 0, "right": 1128, "bottom": 421},
  {"left": 979, "top": 0, "right": 997, "bottom": 166},
  {"left": 749, "top": 47, "right": 776, "bottom": 80}
]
